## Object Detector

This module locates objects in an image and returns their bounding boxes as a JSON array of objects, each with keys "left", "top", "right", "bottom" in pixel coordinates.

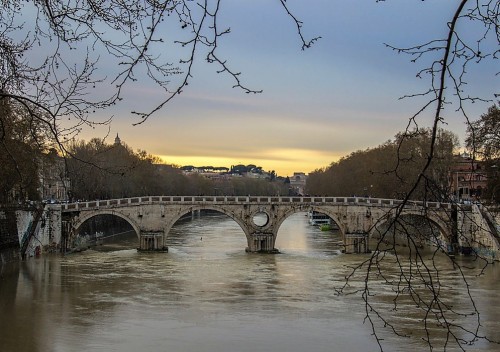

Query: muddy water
[{"left": 1, "top": 213, "right": 499, "bottom": 352}]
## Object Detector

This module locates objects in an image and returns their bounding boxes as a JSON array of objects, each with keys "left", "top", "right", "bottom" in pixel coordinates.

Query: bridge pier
[
  {"left": 138, "top": 231, "right": 168, "bottom": 252},
  {"left": 246, "top": 233, "right": 279, "bottom": 253},
  {"left": 344, "top": 233, "right": 369, "bottom": 254}
]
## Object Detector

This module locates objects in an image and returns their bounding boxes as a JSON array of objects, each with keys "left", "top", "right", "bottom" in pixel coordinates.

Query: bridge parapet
[
  {"left": 57, "top": 195, "right": 478, "bottom": 255},
  {"left": 62, "top": 196, "right": 453, "bottom": 212}
]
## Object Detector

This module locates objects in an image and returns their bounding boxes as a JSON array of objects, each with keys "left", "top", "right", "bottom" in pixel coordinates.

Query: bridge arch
[
  {"left": 272, "top": 206, "right": 346, "bottom": 242},
  {"left": 269, "top": 205, "right": 304, "bottom": 235},
  {"left": 309, "top": 206, "right": 345, "bottom": 236},
  {"left": 71, "top": 210, "right": 141, "bottom": 239},
  {"left": 371, "top": 210, "right": 452, "bottom": 250},
  {"left": 274, "top": 206, "right": 344, "bottom": 232},
  {"left": 163, "top": 205, "right": 252, "bottom": 245}
]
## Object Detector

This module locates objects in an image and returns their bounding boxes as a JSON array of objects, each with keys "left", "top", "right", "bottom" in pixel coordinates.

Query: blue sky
[{"left": 80, "top": 1, "right": 498, "bottom": 176}]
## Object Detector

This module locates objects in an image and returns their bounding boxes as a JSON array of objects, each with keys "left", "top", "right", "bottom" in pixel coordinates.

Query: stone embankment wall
[
  {"left": 0, "top": 207, "right": 21, "bottom": 264},
  {"left": 22, "top": 205, "right": 62, "bottom": 257},
  {"left": 472, "top": 204, "right": 500, "bottom": 260},
  {"left": 0, "top": 205, "right": 62, "bottom": 264}
]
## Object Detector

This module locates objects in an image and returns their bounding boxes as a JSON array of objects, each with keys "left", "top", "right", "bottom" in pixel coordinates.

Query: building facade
[
  {"left": 289, "top": 172, "right": 307, "bottom": 196},
  {"left": 449, "top": 153, "right": 487, "bottom": 202},
  {"left": 38, "top": 152, "right": 71, "bottom": 202}
]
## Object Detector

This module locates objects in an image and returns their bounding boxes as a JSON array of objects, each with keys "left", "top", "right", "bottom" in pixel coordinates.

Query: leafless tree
[
  {"left": 0, "top": 0, "right": 317, "bottom": 198},
  {"left": 0, "top": 0, "right": 318, "bottom": 146},
  {"left": 341, "top": 1, "right": 500, "bottom": 351}
]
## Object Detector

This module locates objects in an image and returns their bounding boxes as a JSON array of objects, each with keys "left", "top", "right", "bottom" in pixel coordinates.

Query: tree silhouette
[
  {"left": 0, "top": 0, "right": 319, "bottom": 149},
  {"left": 344, "top": 2, "right": 499, "bottom": 350}
]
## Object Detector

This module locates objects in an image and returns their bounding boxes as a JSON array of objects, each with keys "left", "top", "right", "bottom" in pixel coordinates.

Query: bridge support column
[
  {"left": 138, "top": 231, "right": 168, "bottom": 252},
  {"left": 456, "top": 205, "right": 475, "bottom": 255},
  {"left": 344, "top": 233, "right": 369, "bottom": 254},
  {"left": 246, "top": 233, "right": 279, "bottom": 253}
]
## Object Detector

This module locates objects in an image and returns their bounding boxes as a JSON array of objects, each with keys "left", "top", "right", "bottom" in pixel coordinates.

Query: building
[
  {"left": 289, "top": 172, "right": 307, "bottom": 196},
  {"left": 38, "top": 151, "right": 71, "bottom": 202},
  {"left": 449, "top": 153, "right": 487, "bottom": 202}
]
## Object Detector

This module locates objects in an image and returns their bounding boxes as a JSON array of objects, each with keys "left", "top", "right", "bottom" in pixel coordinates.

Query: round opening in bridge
[{"left": 252, "top": 212, "right": 269, "bottom": 227}]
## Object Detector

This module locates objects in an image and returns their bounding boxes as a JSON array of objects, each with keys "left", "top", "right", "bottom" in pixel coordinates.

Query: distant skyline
[{"left": 79, "top": 1, "right": 498, "bottom": 177}]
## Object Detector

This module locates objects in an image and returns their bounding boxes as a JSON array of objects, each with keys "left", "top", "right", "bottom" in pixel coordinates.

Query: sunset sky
[{"left": 80, "top": 1, "right": 498, "bottom": 177}]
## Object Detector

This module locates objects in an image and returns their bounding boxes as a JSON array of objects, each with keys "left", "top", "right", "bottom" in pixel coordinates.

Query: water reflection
[{"left": 0, "top": 213, "right": 499, "bottom": 352}]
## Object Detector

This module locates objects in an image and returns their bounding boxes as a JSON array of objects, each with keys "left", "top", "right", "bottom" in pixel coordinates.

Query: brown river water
[{"left": 1, "top": 213, "right": 499, "bottom": 352}]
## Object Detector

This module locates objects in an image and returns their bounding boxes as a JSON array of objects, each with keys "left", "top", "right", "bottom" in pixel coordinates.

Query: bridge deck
[{"left": 61, "top": 196, "right": 454, "bottom": 212}]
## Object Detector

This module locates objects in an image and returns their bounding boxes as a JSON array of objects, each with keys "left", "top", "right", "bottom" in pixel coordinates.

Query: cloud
[{"left": 73, "top": 1, "right": 497, "bottom": 176}]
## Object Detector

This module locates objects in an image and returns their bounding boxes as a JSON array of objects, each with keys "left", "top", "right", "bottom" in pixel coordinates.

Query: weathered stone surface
[
  {"left": 54, "top": 196, "right": 495, "bottom": 255},
  {"left": 0, "top": 208, "right": 20, "bottom": 264}
]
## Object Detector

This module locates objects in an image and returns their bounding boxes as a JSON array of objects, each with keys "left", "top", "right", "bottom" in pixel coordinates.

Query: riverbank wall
[
  {"left": 22, "top": 205, "right": 62, "bottom": 257},
  {"left": 0, "top": 207, "right": 21, "bottom": 264},
  {"left": 0, "top": 205, "right": 62, "bottom": 264}
]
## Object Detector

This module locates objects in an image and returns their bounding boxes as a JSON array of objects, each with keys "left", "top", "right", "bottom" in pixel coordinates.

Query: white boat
[{"left": 308, "top": 211, "right": 331, "bottom": 226}]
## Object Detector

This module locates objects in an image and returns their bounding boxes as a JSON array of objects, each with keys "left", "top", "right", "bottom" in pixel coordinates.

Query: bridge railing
[{"left": 61, "top": 196, "right": 453, "bottom": 211}]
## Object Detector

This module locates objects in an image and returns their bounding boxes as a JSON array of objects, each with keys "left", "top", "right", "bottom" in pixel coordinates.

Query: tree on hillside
[
  {"left": 66, "top": 138, "right": 177, "bottom": 199},
  {"left": 391, "top": 128, "right": 460, "bottom": 200},
  {"left": 306, "top": 128, "right": 459, "bottom": 200},
  {"left": 66, "top": 138, "right": 287, "bottom": 198}
]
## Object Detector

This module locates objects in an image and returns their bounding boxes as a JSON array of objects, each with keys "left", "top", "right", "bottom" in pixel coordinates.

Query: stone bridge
[{"left": 59, "top": 196, "right": 482, "bottom": 254}]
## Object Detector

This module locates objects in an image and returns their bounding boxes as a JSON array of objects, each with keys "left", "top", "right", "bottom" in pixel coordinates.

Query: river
[{"left": 1, "top": 213, "right": 499, "bottom": 352}]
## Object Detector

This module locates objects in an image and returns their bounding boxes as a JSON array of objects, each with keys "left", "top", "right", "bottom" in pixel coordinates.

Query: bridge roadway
[{"left": 60, "top": 195, "right": 465, "bottom": 253}]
